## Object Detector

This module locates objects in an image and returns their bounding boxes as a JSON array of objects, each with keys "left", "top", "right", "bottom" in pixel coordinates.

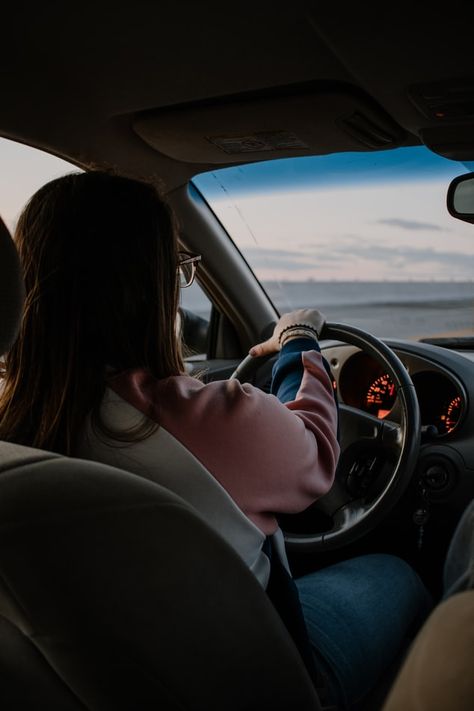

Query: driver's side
[
  {"left": 0, "top": 209, "right": 325, "bottom": 711},
  {"left": 0, "top": 169, "right": 432, "bottom": 710}
]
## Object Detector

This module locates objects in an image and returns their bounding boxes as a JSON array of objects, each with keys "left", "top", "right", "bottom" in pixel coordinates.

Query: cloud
[
  {"left": 293, "top": 239, "right": 474, "bottom": 268},
  {"left": 347, "top": 244, "right": 474, "bottom": 266},
  {"left": 375, "top": 218, "right": 446, "bottom": 232},
  {"left": 242, "top": 246, "right": 326, "bottom": 271},
  {"left": 245, "top": 241, "right": 474, "bottom": 279}
]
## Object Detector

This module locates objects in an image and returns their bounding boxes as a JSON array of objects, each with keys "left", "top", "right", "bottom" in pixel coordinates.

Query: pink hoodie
[{"left": 109, "top": 350, "right": 339, "bottom": 535}]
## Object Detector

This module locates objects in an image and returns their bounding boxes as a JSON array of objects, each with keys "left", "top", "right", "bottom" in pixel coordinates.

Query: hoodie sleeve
[{"left": 110, "top": 347, "right": 340, "bottom": 535}]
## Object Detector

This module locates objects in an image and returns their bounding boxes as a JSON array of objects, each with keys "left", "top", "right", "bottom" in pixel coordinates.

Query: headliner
[{"left": 1, "top": 2, "right": 474, "bottom": 191}]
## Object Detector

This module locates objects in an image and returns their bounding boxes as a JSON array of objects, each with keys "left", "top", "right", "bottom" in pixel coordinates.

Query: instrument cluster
[{"left": 338, "top": 351, "right": 465, "bottom": 436}]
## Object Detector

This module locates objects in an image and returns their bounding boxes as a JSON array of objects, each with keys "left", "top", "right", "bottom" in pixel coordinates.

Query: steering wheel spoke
[
  {"left": 313, "top": 477, "right": 353, "bottom": 517},
  {"left": 339, "top": 404, "right": 383, "bottom": 450},
  {"left": 332, "top": 499, "right": 370, "bottom": 530},
  {"left": 339, "top": 404, "right": 402, "bottom": 451}
]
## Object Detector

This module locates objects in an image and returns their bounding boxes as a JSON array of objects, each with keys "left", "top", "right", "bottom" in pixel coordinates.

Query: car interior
[{"left": 1, "top": 3, "right": 474, "bottom": 709}]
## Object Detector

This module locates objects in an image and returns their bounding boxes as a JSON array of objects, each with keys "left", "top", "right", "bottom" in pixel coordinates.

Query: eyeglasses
[{"left": 177, "top": 252, "right": 201, "bottom": 288}]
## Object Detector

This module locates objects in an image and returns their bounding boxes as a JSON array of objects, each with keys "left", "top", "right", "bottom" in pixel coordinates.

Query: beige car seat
[{"left": 0, "top": 214, "right": 322, "bottom": 710}]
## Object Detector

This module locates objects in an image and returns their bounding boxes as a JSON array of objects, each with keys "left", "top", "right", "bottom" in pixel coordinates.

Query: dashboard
[
  {"left": 332, "top": 348, "right": 465, "bottom": 437},
  {"left": 320, "top": 338, "right": 474, "bottom": 504}
]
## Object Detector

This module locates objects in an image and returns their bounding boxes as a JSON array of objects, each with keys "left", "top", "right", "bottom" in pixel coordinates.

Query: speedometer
[
  {"left": 439, "top": 395, "right": 462, "bottom": 434},
  {"left": 365, "top": 374, "right": 396, "bottom": 419}
]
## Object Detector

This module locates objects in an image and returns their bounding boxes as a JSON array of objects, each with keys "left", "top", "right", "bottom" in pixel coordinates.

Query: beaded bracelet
[
  {"left": 280, "top": 325, "right": 320, "bottom": 348},
  {"left": 279, "top": 323, "right": 320, "bottom": 345}
]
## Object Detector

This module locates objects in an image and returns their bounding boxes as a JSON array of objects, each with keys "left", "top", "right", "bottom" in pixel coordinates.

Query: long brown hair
[{"left": 0, "top": 171, "right": 184, "bottom": 454}]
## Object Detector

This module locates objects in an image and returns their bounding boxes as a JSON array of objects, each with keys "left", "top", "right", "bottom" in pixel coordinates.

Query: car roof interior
[{"left": 2, "top": 2, "right": 474, "bottom": 191}]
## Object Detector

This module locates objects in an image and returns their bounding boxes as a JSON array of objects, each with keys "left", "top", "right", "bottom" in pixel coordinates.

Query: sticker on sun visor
[{"left": 207, "top": 131, "right": 308, "bottom": 154}]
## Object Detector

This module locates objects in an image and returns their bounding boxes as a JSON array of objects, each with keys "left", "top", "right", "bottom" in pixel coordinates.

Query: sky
[
  {"left": 194, "top": 148, "right": 474, "bottom": 281},
  {"left": 195, "top": 148, "right": 470, "bottom": 197},
  {"left": 0, "top": 138, "right": 79, "bottom": 230},
  {"left": 2, "top": 137, "right": 474, "bottom": 282},
  {"left": 198, "top": 180, "right": 474, "bottom": 281}
]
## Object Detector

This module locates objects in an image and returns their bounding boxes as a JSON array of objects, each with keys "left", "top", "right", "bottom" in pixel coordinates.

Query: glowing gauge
[
  {"left": 439, "top": 395, "right": 463, "bottom": 434},
  {"left": 365, "top": 374, "right": 396, "bottom": 419}
]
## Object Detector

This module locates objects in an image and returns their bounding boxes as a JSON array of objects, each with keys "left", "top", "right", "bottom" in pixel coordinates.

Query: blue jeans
[{"left": 295, "top": 554, "right": 432, "bottom": 710}]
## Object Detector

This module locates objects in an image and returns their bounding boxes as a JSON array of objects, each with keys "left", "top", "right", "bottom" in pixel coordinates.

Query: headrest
[{"left": 0, "top": 217, "right": 24, "bottom": 356}]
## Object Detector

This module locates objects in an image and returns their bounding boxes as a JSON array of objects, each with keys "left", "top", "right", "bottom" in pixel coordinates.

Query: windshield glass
[{"left": 194, "top": 146, "right": 474, "bottom": 341}]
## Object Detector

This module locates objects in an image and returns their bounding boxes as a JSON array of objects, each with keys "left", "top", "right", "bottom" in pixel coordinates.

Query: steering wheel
[{"left": 231, "top": 322, "right": 421, "bottom": 551}]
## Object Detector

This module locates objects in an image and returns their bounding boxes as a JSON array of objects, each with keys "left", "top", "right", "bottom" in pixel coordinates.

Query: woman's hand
[{"left": 249, "top": 309, "right": 326, "bottom": 357}]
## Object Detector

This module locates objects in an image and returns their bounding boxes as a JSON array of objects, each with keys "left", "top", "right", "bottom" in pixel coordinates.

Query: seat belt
[{"left": 263, "top": 536, "right": 337, "bottom": 710}]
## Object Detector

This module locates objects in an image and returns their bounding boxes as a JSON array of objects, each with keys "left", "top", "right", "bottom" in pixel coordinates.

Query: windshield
[{"left": 194, "top": 146, "right": 474, "bottom": 341}]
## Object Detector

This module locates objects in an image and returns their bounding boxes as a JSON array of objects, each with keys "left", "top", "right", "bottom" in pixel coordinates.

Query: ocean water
[
  {"left": 181, "top": 281, "right": 474, "bottom": 340},
  {"left": 264, "top": 281, "right": 474, "bottom": 340}
]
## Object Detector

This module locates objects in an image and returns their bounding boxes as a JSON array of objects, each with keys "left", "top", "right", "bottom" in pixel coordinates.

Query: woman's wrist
[{"left": 279, "top": 326, "right": 319, "bottom": 348}]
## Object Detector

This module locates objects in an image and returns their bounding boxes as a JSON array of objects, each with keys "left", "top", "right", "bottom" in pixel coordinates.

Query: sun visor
[{"left": 133, "top": 88, "right": 407, "bottom": 165}]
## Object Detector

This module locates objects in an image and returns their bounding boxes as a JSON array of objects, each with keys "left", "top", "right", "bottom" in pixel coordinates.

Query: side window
[
  {"left": 0, "top": 137, "right": 78, "bottom": 233},
  {"left": 0, "top": 137, "right": 215, "bottom": 361},
  {"left": 179, "top": 281, "right": 212, "bottom": 360}
]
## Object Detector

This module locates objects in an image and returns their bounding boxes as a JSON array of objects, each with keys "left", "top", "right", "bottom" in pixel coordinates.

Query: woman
[{"left": 0, "top": 172, "right": 431, "bottom": 709}]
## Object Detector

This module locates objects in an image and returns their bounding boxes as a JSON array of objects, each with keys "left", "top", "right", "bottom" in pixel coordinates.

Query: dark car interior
[{"left": 1, "top": 2, "right": 474, "bottom": 709}]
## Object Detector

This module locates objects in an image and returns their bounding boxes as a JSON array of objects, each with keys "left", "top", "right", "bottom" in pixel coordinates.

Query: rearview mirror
[{"left": 447, "top": 172, "right": 474, "bottom": 223}]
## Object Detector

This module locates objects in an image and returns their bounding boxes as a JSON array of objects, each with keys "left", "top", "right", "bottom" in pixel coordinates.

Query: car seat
[{"left": 0, "top": 215, "right": 322, "bottom": 710}]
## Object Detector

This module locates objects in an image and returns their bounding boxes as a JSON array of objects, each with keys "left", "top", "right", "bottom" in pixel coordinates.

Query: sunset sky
[{"left": 195, "top": 148, "right": 474, "bottom": 281}]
